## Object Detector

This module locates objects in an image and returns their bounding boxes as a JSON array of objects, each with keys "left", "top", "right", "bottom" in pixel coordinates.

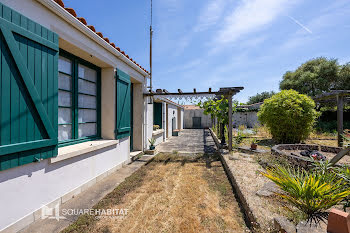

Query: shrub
[{"left": 258, "top": 90, "right": 320, "bottom": 143}]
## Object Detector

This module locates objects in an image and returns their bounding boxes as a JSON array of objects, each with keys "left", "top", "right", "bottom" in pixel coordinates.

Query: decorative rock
[
  {"left": 256, "top": 182, "right": 280, "bottom": 197},
  {"left": 273, "top": 217, "right": 296, "bottom": 233},
  {"left": 327, "top": 208, "right": 350, "bottom": 233},
  {"left": 296, "top": 221, "right": 324, "bottom": 233}
]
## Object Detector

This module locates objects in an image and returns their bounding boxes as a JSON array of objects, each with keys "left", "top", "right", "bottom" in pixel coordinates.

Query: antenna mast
[{"left": 149, "top": 0, "right": 153, "bottom": 91}]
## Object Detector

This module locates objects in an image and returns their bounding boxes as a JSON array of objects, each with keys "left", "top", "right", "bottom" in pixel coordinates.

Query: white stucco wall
[
  {"left": 184, "top": 109, "right": 212, "bottom": 129},
  {"left": 152, "top": 131, "right": 164, "bottom": 146},
  {"left": 144, "top": 97, "right": 154, "bottom": 150},
  {"left": 166, "top": 104, "right": 178, "bottom": 138},
  {"left": 181, "top": 109, "right": 184, "bottom": 129},
  {"left": 232, "top": 112, "right": 259, "bottom": 128},
  {"left": 0, "top": 138, "right": 129, "bottom": 231}
]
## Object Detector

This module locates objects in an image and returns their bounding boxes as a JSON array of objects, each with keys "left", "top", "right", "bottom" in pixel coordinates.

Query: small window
[{"left": 58, "top": 51, "right": 100, "bottom": 145}]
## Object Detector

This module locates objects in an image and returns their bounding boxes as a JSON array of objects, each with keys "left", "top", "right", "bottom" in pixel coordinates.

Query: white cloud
[
  {"left": 215, "top": 0, "right": 299, "bottom": 45},
  {"left": 194, "top": 0, "right": 227, "bottom": 32}
]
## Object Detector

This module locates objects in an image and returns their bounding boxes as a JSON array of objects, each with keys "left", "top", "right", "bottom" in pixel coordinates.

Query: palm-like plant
[
  {"left": 262, "top": 165, "right": 350, "bottom": 224},
  {"left": 335, "top": 166, "right": 350, "bottom": 211}
]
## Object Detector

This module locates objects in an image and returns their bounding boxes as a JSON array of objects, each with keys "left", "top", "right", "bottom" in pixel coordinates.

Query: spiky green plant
[
  {"left": 262, "top": 165, "right": 350, "bottom": 224},
  {"left": 311, "top": 160, "right": 336, "bottom": 181},
  {"left": 335, "top": 166, "right": 350, "bottom": 211}
]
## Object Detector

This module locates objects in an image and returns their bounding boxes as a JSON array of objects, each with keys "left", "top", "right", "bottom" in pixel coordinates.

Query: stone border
[{"left": 209, "top": 128, "right": 259, "bottom": 231}]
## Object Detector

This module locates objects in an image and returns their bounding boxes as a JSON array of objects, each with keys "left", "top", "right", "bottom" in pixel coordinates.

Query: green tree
[
  {"left": 338, "top": 63, "right": 350, "bottom": 90},
  {"left": 258, "top": 90, "right": 320, "bottom": 143},
  {"left": 279, "top": 57, "right": 340, "bottom": 96},
  {"left": 247, "top": 91, "right": 276, "bottom": 105},
  {"left": 197, "top": 97, "right": 237, "bottom": 125}
]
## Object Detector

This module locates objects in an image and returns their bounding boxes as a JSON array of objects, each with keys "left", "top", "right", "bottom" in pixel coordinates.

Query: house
[
  {"left": 183, "top": 105, "right": 212, "bottom": 129},
  {"left": 0, "top": 0, "right": 180, "bottom": 231}
]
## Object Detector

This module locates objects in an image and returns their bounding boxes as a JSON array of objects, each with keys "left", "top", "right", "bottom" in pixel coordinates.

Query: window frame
[{"left": 58, "top": 49, "right": 101, "bottom": 147}]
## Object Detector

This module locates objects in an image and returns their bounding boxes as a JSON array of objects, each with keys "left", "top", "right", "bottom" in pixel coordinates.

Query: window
[
  {"left": 153, "top": 102, "right": 163, "bottom": 129},
  {"left": 58, "top": 51, "right": 101, "bottom": 145}
]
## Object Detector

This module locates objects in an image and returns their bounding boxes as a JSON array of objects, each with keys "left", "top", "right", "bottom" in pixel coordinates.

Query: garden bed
[
  {"left": 209, "top": 129, "right": 293, "bottom": 232},
  {"left": 272, "top": 144, "right": 350, "bottom": 167}
]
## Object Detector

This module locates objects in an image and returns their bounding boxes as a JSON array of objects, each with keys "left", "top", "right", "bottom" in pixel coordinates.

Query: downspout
[
  {"left": 144, "top": 96, "right": 148, "bottom": 150},
  {"left": 163, "top": 102, "right": 166, "bottom": 141}
]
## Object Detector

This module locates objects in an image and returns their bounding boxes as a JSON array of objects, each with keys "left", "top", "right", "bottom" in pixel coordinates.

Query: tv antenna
[{"left": 149, "top": 0, "right": 153, "bottom": 91}]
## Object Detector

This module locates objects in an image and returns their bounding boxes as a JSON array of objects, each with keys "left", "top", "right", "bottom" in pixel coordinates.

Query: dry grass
[{"left": 62, "top": 153, "right": 249, "bottom": 233}]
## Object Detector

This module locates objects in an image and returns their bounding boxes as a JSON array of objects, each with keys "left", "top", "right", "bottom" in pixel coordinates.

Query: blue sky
[{"left": 67, "top": 0, "right": 350, "bottom": 103}]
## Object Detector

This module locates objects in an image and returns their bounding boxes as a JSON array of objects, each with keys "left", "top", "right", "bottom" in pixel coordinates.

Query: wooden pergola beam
[
  {"left": 338, "top": 95, "right": 344, "bottom": 147},
  {"left": 144, "top": 87, "right": 244, "bottom": 96},
  {"left": 313, "top": 90, "right": 350, "bottom": 148}
]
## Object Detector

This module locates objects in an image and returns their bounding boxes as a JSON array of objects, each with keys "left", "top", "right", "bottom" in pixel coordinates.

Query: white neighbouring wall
[
  {"left": 0, "top": 138, "right": 129, "bottom": 231},
  {"left": 184, "top": 109, "right": 212, "bottom": 129}
]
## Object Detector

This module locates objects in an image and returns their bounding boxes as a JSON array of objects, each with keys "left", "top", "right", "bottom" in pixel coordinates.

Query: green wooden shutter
[
  {"left": 153, "top": 103, "right": 162, "bottom": 128},
  {"left": 0, "top": 3, "right": 59, "bottom": 171},
  {"left": 115, "top": 69, "right": 131, "bottom": 139}
]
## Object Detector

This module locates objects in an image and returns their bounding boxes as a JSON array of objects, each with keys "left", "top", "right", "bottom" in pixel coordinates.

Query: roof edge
[{"left": 36, "top": 0, "right": 150, "bottom": 77}]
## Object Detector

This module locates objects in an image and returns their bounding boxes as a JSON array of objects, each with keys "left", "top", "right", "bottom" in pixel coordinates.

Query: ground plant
[
  {"left": 258, "top": 90, "right": 320, "bottom": 143},
  {"left": 262, "top": 165, "right": 350, "bottom": 224}
]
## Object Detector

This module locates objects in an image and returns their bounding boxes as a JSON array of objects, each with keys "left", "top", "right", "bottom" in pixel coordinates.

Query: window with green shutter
[
  {"left": 58, "top": 50, "right": 101, "bottom": 146},
  {"left": 153, "top": 103, "right": 162, "bottom": 128},
  {"left": 0, "top": 3, "right": 59, "bottom": 170},
  {"left": 115, "top": 69, "right": 131, "bottom": 139}
]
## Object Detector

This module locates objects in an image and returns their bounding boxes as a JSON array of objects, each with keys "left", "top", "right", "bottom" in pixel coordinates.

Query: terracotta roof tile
[
  {"left": 96, "top": 32, "right": 103, "bottom": 38},
  {"left": 77, "top": 17, "right": 87, "bottom": 25},
  {"left": 87, "top": 25, "right": 96, "bottom": 32},
  {"left": 64, "top": 8, "right": 77, "bottom": 17},
  {"left": 54, "top": 0, "right": 64, "bottom": 8},
  {"left": 56, "top": 0, "right": 149, "bottom": 74},
  {"left": 183, "top": 105, "right": 200, "bottom": 110}
]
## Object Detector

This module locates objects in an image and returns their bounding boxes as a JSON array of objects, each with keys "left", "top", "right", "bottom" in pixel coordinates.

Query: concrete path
[
  {"left": 18, "top": 156, "right": 153, "bottom": 233},
  {"left": 157, "top": 129, "right": 217, "bottom": 154}
]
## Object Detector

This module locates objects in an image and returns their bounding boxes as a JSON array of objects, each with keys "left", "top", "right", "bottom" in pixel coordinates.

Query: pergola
[
  {"left": 145, "top": 87, "right": 244, "bottom": 151},
  {"left": 314, "top": 90, "right": 350, "bottom": 147}
]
